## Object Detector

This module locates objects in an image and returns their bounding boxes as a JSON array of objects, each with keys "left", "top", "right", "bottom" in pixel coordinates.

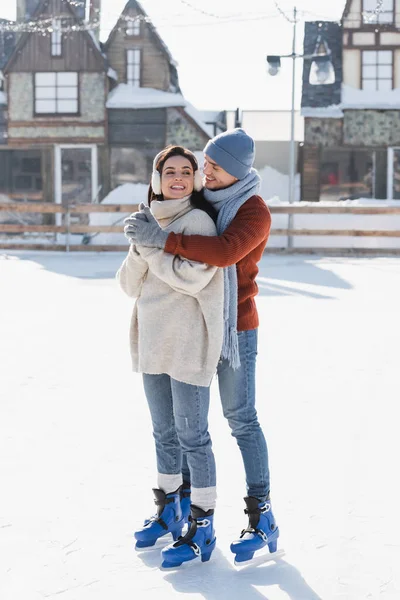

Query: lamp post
[{"left": 267, "top": 7, "right": 335, "bottom": 247}]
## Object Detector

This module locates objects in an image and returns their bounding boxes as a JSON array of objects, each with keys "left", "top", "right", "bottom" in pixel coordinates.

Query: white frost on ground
[{"left": 1, "top": 251, "right": 400, "bottom": 599}]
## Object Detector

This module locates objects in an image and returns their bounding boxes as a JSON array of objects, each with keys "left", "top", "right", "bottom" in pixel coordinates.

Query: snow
[
  {"left": 0, "top": 90, "right": 6, "bottom": 105},
  {"left": 107, "top": 67, "right": 118, "bottom": 81},
  {"left": 106, "top": 86, "right": 212, "bottom": 137},
  {"left": 301, "top": 84, "right": 400, "bottom": 116},
  {"left": 1, "top": 250, "right": 400, "bottom": 599},
  {"left": 301, "top": 105, "right": 343, "bottom": 118},
  {"left": 258, "top": 165, "right": 301, "bottom": 203},
  {"left": 87, "top": 29, "right": 102, "bottom": 53},
  {"left": 341, "top": 83, "right": 400, "bottom": 109},
  {"left": 183, "top": 101, "right": 214, "bottom": 137},
  {"left": 106, "top": 85, "right": 186, "bottom": 110}
]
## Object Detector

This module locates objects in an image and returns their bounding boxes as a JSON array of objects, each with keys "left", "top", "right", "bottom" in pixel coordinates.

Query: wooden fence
[{"left": 1, "top": 201, "right": 400, "bottom": 253}]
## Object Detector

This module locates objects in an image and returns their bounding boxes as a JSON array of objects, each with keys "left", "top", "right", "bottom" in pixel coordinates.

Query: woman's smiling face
[{"left": 161, "top": 155, "right": 195, "bottom": 200}]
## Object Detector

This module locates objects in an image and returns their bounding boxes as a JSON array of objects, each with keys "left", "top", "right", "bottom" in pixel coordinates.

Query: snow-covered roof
[
  {"left": 106, "top": 85, "right": 212, "bottom": 137},
  {"left": 107, "top": 67, "right": 118, "bottom": 81},
  {"left": 341, "top": 84, "right": 400, "bottom": 110},
  {"left": 184, "top": 102, "right": 214, "bottom": 137},
  {"left": 87, "top": 30, "right": 102, "bottom": 53},
  {"left": 302, "top": 84, "right": 400, "bottom": 117},
  {"left": 106, "top": 84, "right": 186, "bottom": 109},
  {"left": 301, "top": 105, "right": 343, "bottom": 118}
]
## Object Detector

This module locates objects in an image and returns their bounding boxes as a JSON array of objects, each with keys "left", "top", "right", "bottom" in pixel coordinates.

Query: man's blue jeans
[
  {"left": 179, "top": 328, "right": 270, "bottom": 501},
  {"left": 142, "top": 374, "right": 216, "bottom": 508},
  {"left": 217, "top": 329, "right": 270, "bottom": 501}
]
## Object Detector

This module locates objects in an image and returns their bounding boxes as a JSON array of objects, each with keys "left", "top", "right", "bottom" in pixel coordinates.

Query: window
[
  {"left": 126, "top": 17, "right": 141, "bottom": 36},
  {"left": 126, "top": 49, "right": 141, "bottom": 86},
  {"left": 320, "top": 148, "right": 388, "bottom": 201},
  {"left": 362, "top": 50, "right": 393, "bottom": 91},
  {"left": 35, "top": 72, "right": 78, "bottom": 114},
  {"left": 363, "top": 0, "right": 394, "bottom": 24},
  {"left": 51, "top": 19, "right": 62, "bottom": 56},
  {"left": 0, "top": 150, "right": 44, "bottom": 201}
]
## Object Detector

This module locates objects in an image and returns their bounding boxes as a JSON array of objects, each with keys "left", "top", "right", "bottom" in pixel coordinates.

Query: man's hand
[{"left": 123, "top": 205, "right": 168, "bottom": 249}]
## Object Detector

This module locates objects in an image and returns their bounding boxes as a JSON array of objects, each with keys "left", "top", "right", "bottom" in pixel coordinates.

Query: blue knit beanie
[{"left": 204, "top": 128, "right": 255, "bottom": 180}]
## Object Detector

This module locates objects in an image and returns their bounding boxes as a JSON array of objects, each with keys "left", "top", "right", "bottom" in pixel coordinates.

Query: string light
[
  {"left": 362, "top": 0, "right": 384, "bottom": 23},
  {"left": 176, "top": 0, "right": 222, "bottom": 19},
  {"left": 0, "top": 1, "right": 391, "bottom": 35},
  {"left": 0, "top": 11, "right": 282, "bottom": 35},
  {"left": 274, "top": 1, "right": 297, "bottom": 24}
]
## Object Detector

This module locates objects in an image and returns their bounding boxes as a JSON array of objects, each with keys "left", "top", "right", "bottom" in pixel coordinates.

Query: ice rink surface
[{"left": 1, "top": 251, "right": 399, "bottom": 600}]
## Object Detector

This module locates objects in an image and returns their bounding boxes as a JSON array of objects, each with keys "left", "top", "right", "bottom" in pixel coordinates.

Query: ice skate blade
[
  {"left": 234, "top": 547, "right": 285, "bottom": 568},
  {"left": 135, "top": 535, "right": 175, "bottom": 552},
  {"left": 161, "top": 549, "right": 215, "bottom": 570}
]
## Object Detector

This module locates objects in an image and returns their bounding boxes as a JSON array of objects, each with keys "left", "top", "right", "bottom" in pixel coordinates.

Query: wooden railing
[{"left": 1, "top": 201, "right": 400, "bottom": 253}]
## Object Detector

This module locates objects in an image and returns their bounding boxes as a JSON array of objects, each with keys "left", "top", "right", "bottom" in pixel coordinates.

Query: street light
[
  {"left": 266, "top": 8, "right": 335, "bottom": 246},
  {"left": 267, "top": 55, "right": 281, "bottom": 76}
]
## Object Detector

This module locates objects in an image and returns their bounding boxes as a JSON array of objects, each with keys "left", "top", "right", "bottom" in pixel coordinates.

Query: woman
[{"left": 117, "top": 146, "right": 223, "bottom": 568}]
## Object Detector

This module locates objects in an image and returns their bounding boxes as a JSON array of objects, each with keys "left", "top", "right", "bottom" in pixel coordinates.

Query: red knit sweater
[{"left": 164, "top": 195, "right": 271, "bottom": 331}]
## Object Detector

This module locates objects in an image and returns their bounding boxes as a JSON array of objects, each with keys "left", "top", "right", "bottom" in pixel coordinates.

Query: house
[
  {"left": 0, "top": 19, "right": 16, "bottom": 145},
  {"left": 301, "top": 0, "right": 400, "bottom": 201},
  {"left": 0, "top": 0, "right": 215, "bottom": 211},
  {"left": 104, "top": 0, "right": 212, "bottom": 188},
  {"left": 1, "top": 0, "right": 106, "bottom": 209}
]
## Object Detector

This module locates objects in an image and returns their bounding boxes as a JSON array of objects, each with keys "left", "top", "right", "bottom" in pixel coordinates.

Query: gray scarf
[{"left": 203, "top": 168, "right": 261, "bottom": 369}]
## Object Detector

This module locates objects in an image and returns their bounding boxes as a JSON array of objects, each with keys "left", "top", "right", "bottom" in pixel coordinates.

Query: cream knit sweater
[{"left": 116, "top": 197, "right": 224, "bottom": 386}]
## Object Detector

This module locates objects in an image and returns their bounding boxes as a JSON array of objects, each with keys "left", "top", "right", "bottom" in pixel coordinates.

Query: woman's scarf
[{"left": 203, "top": 168, "right": 261, "bottom": 369}]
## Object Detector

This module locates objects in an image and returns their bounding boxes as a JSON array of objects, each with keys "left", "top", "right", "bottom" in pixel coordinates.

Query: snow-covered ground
[{"left": 1, "top": 251, "right": 400, "bottom": 600}]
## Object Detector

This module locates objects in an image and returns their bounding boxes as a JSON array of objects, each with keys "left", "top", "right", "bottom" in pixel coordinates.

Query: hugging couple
[{"left": 117, "top": 128, "right": 279, "bottom": 568}]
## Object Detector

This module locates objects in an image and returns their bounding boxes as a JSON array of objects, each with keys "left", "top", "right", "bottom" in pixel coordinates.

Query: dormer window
[
  {"left": 51, "top": 18, "right": 62, "bottom": 56},
  {"left": 127, "top": 49, "right": 141, "bottom": 86},
  {"left": 362, "top": 0, "right": 394, "bottom": 24},
  {"left": 126, "top": 17, "right": 141, "bottom": 36}
]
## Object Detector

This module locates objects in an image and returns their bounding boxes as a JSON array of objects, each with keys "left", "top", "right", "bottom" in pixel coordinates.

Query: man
[{"left": 125, "top": 129, "right": 279, "bottom": 564}]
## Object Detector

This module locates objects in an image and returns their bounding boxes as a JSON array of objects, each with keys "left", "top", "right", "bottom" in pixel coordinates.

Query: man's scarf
[{"left": 203, "top": 168, "right": 261, "bottom": 369}]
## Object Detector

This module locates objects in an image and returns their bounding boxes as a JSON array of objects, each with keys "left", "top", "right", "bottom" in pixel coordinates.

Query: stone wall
[
  {"left": 304, "top": 118, "right": 343, "bottom": 147},
  {"left": 343, "top": 110, "right": 400, "bottom": 146},
  {"left": 166, "top": 108, "right": 209, "bottom": 150},
  {"left": 305, "top": 111, "right": 400, "bottom": 148}
]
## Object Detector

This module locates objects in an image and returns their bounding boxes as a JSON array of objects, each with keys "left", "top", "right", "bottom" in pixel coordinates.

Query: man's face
[{"left": 203, "top": 154, "right": 238, "bottom": 190}]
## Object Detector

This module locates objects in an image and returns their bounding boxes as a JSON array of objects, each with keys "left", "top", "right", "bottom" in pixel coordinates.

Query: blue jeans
[
  {"left": 142, "top": 374, "right": 216, "bottom": 493},
  {"left": 217, "top": 329, "right": 270, "bottom": 501}
]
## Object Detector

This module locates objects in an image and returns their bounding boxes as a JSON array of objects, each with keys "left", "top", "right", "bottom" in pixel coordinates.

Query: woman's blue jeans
[
  {"left": 142, "top": 374, "right": 216, "bottom": 494},
  {"left": 143, "top": 329, "right": 270, "bottom": 503}
]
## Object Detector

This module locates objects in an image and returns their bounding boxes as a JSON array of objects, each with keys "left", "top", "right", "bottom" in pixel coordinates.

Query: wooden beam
[
  {"left": 69, "top": 204, "right": 138, "bottom": 213},
  {"left": 2, "top": 202, "right": 400, "bottom": 216},
  {"left": 263, "top": 248, "right": 400, "bottom": 256},
  {"left": 271, "top": 229, "right": 400, "bottom": 237},
  {"left": 0, "top": 244, "right": 66, "bottom": 251},
  {"left": 269, "top": 206, "right": 400, "bottom": 215},
  {"left": 69, "top": 225, "right": 124, "bottom": 233},
  {"left": 0, "top": 203, "right": 64, "bottom": 213},
  {"left": 0, "top": 225, "right": 65, "bottom": 233}
]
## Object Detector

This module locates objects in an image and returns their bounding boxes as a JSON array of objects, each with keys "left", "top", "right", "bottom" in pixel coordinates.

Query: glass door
[{"left": 54, "top": 145, "right": 98, "bottom": 228}]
